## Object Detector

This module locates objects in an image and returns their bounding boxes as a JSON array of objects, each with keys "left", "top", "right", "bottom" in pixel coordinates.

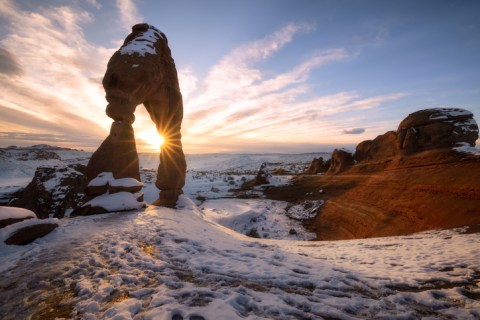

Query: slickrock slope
[{"left": 266, "top": 108, "right": 480, "bottom": 240}]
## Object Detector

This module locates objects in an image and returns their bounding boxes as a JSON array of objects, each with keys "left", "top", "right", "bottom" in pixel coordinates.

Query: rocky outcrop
[
  {"left": 9, "top": 164, "right": 86, "bottom": 218},
  {"left": 354, "top": 131, "right": 399, "bottom": 163},
  {"left": 326, "top": 149, "right": 354, "bottom": 175},
  {"left": 86, "top": 23, "right": 186, "bottom": 207},
  {"left": 304, "top": 157, "right": 329, "bottom": 174},
  {"left": 4, "top": 221, "right": 58, "bottom": 245},
  {"left": 241, "top": 163, "right": 271, "bottom": 189},
  {"left": 397, "top": 108, "right": 478, "bottom": 154},
  {"left": 72, "top": 172, "right": 145, "bottom": 216},
  {"left": 18, "top": 150, "right": 60, "bottom": 161}
]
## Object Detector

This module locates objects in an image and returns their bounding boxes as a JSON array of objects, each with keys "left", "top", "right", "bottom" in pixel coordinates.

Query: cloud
[
  {"left": 0, "top": 48, "right": 23, "bottom": 76},
  {"left": 343, "top": 128, "right": 366, "bottom": 135},
  {"left": 115, "top": 0, "right": 143, "bottom": 31},
  {"left": 180, "top": 21, "right": 405, "bottom": 152},
  {"left": 0, "top": 1, "right": 117, "bottom": 149},
  {"left": 85, "top": 0, "right": 102, "bottom": 10}
]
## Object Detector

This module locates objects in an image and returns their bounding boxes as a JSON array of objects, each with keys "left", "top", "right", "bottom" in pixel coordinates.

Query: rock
[
  {"left": 86, "top": 121, "right": 140, "bottom": 188},
  {"left": 241, "top": 162, "right": 271, "bottom": 189},
  {"left": 5, "top": 222, "right": 58, "bottom": 245},
  {"left": 18, "top": 150, "right": 60, "bottom": 161},
  {"left": 304, "top": 157, "right": 329, "bottom": 174},
  {"left": 0, "top": 217, "right": 34, "bottom": 229},
  {"left": 86, "top": 23, "right": 186, "bottom": 206},
  {"left": 397, "top": 108, "right": 479, "bottom": 154},
  {"left": 354, "top": 131, "right": 399, "bottom": 163},
  {"left": 9, "top": 164, "right": 86, "bottom": 218},
  {"left": 326, "top": 149, "right": 354, "bottom": 175}
]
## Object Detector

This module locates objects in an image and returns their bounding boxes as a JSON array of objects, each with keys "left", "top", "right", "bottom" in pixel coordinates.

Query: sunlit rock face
[
  {"left": 354, "top": 131, "right": 399, "bottom": 163},
  {"left": 85, "top": 23, "right": 186, "bottom": 207},
  {"left": 397, "top": 108, "right": 479, "bottom": 154},
  {"left": 326, "top": 149, "right": 354, "bottom": 175}
]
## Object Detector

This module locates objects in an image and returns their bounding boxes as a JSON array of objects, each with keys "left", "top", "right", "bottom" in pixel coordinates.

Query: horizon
[{"left": 1, "top": 0, "right": 479, "bottom": 153}]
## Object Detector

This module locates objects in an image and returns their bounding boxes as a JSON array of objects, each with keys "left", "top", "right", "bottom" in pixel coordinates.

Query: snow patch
[{"left": 0, "top": 206, "right": 36, "bottom": 220}]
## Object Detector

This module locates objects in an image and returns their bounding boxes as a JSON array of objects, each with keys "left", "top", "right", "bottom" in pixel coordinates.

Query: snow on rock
[
  {"left": 120, "top": 25, "right": 165, "bottom": 57},
  {"left": 286, "top": 200, "right": 324, "bottom": 220},
  {"left": 454, "top": 142, "right": 480, "bottom": 155},
  {"left": 88, "top": 172, "right": 114, "bottom": 187},
  {"left": 84, "top": 192, "right": 146, "bottom": 212},
  {"left": 0, "top": 217, "right": 58, "bottom": 245},
  {"left": 0, "top": 206, "right": 36, "bottom": 220}
]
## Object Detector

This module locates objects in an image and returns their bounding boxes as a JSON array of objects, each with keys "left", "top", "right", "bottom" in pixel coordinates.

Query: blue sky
[{"left": 0, "top": 0, "right": 479, "bottom": 153}]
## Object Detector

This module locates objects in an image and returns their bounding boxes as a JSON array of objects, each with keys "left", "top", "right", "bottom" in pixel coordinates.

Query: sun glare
[{"left": 138, "top": 128, "right": 164, "bottom": 151}]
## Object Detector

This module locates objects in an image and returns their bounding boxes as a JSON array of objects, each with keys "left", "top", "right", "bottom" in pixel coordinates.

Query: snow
[
  {"left": 428, "top": 107, "right": 473, "bottom": 120},
  {"left": 88, "top": 172, "right": 114, "bottom": 187},
  {"left": 200, "top": 199, "right": 316, "bottom": 240},
  {"left": 88, "top": 172, "right": 143, "bottom": 188},
  {"left": 1, "top": 197, "right": 478, "bottom": 319},
  {"left": 120, "top": 26, "right": 165, "bottom": 57},
  {"left": 454, "top": 142, "right": 480, "bottom": 155},
  {"left": 0, "top": 148, "right": 479, "bottom": 318},
  {"left": 84, "top": 192, "right": 145, "bottom": 212},
  {"left": 0, "top": 206, "right": 36, "bottom": 220}
]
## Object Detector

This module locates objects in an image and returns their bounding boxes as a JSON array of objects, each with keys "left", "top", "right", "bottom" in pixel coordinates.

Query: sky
[{"left": 0, "top": 0, "right": 479, "bottom": 153}]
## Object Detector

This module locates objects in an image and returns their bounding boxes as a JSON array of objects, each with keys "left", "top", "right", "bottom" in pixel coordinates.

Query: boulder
[
  {"left": 326, "top": 149, "right": 354, "bottom": 175},
  {"left": 241, "top": 162, "right": 271, "bottom": 189},
  {"left": 9, "top": 164, "right": 86, "bottom": 218},
  {"left": 4, "top": 222, "right": 58, "bottom": 245},
  {"left": 304, "top": 157, "right": 329, "bottom": 174},
  {"left": 354, "top": 131, "right": 399, "bottom": 163},
  {"left": 397, "top": 108, "right": 479, "bottom": 154}
]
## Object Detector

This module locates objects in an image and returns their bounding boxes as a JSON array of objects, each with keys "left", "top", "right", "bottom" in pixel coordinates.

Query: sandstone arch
[{"left": 86, "top": 23, "right": 186, "bottom": 207}]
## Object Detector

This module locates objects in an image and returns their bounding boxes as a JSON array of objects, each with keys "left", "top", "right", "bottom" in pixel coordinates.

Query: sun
[{"left": 138, "top": 127, "right": 164, "bottom": 151}]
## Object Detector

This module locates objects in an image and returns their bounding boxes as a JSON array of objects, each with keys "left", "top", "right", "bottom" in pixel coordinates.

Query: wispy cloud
[
  {"left": 0, "top": 0, "right": 113, "bottom": 149},
  {"left": 115, "top": 0, "right": 143, "bottom": 31},
  {"left": 180, "top": 24, "right": 405, "bottom": 151}
]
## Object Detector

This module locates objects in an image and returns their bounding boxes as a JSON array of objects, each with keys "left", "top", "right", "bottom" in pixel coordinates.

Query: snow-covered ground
[
  {"left": 0, "top": 196, "right": 479, "bottom": 319},
  {"left": 1, "top": 147, "right": 479, "bottom": 319}
]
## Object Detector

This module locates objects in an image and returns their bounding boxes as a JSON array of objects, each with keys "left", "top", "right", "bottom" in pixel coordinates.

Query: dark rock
[
  {"left": 9, "top": 164, "right": 86, "bottom": 218},
  {"left": 5, "top": 222, "right": 58, "bottom": 245},
  {"left": 0, "top": 216, "right": 34, "bottom": 229},
  {"left": 241, "top": 162, "right": 271, "bottom": 189},
  {"left": 304, "top": 157, "right": 329, "bottom": 174},
  {"left": 397, "top": 108, "right": 479, "bottom": 154},
  {"left": 86, "top": 121, "right": 140, "bottom": 188},
  {"left": 326, "top": 149, "right": 354, "bottom": 175},
  {"left": 354, "top": 131, "right": 399, "bottom": 163},
  {"left": 18, "top": 150, "right": 61, "bottom": 161}
]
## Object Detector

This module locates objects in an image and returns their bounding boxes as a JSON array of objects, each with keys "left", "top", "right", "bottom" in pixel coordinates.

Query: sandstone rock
[
  {"left": 397, "top": 108, "right": 479, "bottom": 154},
  {"left": 5, "top": 222, "right": 58, "bottom": 245},
  {"left": 241, "top": 163, "right": 271, "bottom": 189},
  {"left": 86, "top": 121, "right": 140, "bottom": 188},
  {"left": 9, "top": 164, "right": 86, "bottom": 218},
  {"left": 326, "top": 149, "right": 354, "bottom": 175},
  {"left": 354, "top": 131, "right": 399, "bottom": 163},
  {"left": 304, "top": 157, "right": 329, "bottom": 174},
  {"left": 86, "top": 23, "right": 186, "bottom": 206}
]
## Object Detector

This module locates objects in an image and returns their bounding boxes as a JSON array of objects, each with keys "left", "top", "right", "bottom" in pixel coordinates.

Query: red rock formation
[
  {"left": 326, "top": 149, "right": 354, "bottom": 175},
  {"left": 397, "top": 108, "right": 478, "bottom": 154},
  {"left": 86, "top": 23, "right": 186, "bottom": 208}
]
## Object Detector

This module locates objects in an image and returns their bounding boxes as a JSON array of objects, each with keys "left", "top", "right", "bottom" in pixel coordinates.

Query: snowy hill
[{"left": 0, "top": 196, "right": 479, "bottom": 319}]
